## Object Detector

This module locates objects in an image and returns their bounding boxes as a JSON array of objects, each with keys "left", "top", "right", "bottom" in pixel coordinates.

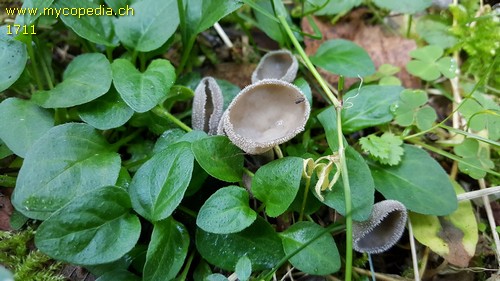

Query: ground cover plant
[{"left": 0, "top": 0, "right": 499, "bottom": 280}]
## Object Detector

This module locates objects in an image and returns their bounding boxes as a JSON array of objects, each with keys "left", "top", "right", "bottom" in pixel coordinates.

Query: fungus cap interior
[
  {"left": 255, "top": 53, "right": 294, "bottom": 81},
  {"left": 356, "top": 211, "right": 405, "bottom": 251},
  {"left": 228, "top": 83, "right": 308, "bottom": 144}
]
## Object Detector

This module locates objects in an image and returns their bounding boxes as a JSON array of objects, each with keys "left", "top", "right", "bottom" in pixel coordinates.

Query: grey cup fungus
[
  {"left": 251, "top": 50, "right": 298, "bottom": 83},
  {"left": 353, "top": 200, "right": 408, "bottom": 254},
  {"left": 223, "top": 79, "right": 310, "bottom": 155},
  {"left": 192, "top": 77, "right": 224, "bottom": 135}
]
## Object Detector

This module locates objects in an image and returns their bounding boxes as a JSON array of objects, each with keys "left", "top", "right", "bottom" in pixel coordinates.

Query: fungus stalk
[{"left": 278, "top": 15, "right": 354, "bottom": 281}]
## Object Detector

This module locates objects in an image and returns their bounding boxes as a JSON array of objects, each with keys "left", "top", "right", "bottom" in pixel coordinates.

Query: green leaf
[
  {"left": 96, "top": 270, "right": 140, "bottom": 281},
  {"left": 0, "top": 98, "right": 53, "bottom": 157},
  {"left": 129, "top": 142, "right": 194, "bottom": 222},
  {"left": 12, "top": 123, "right": 121, "bottom": 220},
  {"left": 410, "top": 182, "right": 478, "bottom": 267},
  {"left": 191, "top": 136, "right": 244, "bottom": 182},
  {"left": 184, "top": 0, "right": 242, "bottom": 36},
  {"left": 251, "top": 157, "right": 303, "bottom": 217},
  {"left": 196, "top": 186, "right": 257, "bottom": 234},
  {"left": 416, "top": 16, "right": 457, "bottom": 49},
  {"left": 104, "top": 0, "right": 132, "bottom": 13},
  {"left": 280, "top": 222, "right": 340, "bottom": 275},
  {"left": 196, "top": 217, "right": 285, "bottom": 271},
  {"left": 252, "top": 0, "right": 286, "bottom": 45},
  {"left": 314, "top": 0, "right": 362, "bottom": 15},
  {"left": 369, "top": 144, "right": 458, "bottom": 215},
  {"left": 235, "top": 256, "right": 252, "bottom": 281},
  {"left": 0, "top": 139, "right": 13, "bottom": 159},
  {"left": 310, "top": 39, "right": 375, "bottom": 77},
  {"left": 14, "top": 0, "right": 54, "bottom": 26},
  {"left": 78, "top": 87, "right": 134, "bottom": 130},
  {"left": 144, "top": 218, "right": 189, "bottom": 281},
  {"left": 35, "top": 186, "right": 141, "bottom": 265},
  {"left": 459, "top": 89, "right": 500, "bottom": 140},
  {"left": 32, "top": 53, "right": 112, "bottom": 108},
  {"left": 0, "top": 265, "right": 13, "bottom": 281},
  {"left": 454, "top": 138, "right": 494, "bottom": 179},
  {"left": 415, "top": 105, "right": 437, "bottom": 131},
  {"left": 406, "top": 45, "right": 456, "bottom": 81},
  {"left": 341, "top": 85, "right": 404, "bottom": 133},
  {"left": 53, "top": 0, "right": 119, "bottom": 47},
  {"left": 322, "top": 147, "right": 374, "bottom": 221},
  {"left": 359, "top": 132, "right": 404, "bottom": 166},
  {"left": 294, "top": 77, "right": 313, "bottom": 105},
  {"left": 0, "top": 26, "right": 27, "bottom": 92},
  {"left": 114, "top": 0, "right": 179, "bottom": 52},
  {"left": 112, "top": 59, "right": 176, "bottom": 113},
  {"left": 206, "top": 274, "right": 228, "bottom": 281},
  {"left": 373, "top": 0, "right": 432, "bottom": 13},
  {"left": 217, "top": 79, "right": 240, "bottom": 110},
  {"left": 153, "top": 129, "right": 208, "bottom": 153}
]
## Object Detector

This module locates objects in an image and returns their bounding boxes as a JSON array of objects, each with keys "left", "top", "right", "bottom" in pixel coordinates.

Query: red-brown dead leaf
[
  {"left": 302, "top": 10, "right": 421, "bottom": 89},
  {"left": 0, "top": 188, "right": 14, "bottom": 231}
]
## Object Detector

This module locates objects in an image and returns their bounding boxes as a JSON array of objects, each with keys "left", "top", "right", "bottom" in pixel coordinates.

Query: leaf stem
[
  {"left": 406, "top": 14, "right": 413, "bottom": 38},
  {"left": 298, "top": 176, "right": 312, "bottom": 221},
  {"left": 177, "top": 36, "right": 196, "bottom": 75},
  {"left": 178, "top": 251, "right": 195, "bottom": 281},
  {"left": 151, "top": 106, "right": 192, "bottom": 132},
  {"left": 25, "top": 36, "right": 44, "bottom": 90},
  {"left": 261, "top": 223, "right": 345, "bottom": 280},
  {"left": 110, "top": 129, "right": 143, "bottom": 151},
  {"left": 178, "top": 205, "right": 198, "bottom": 218}
]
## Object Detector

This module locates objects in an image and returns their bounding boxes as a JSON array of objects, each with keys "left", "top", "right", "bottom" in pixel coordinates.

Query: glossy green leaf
[
  {"left": 217, "top": 79, "right": 240, "bottom": 110},
  {"left": 191, "top": 136, "right": 244, "bottom": 182},
  {"left": 341, "top": 85, "right": 404, "bottom": 133},
  {"left": 252, "top": 0, "right": 286, "bottom": 45},
  {"left": 314, "top": 0, "right": 362, "bottom": 15},
  {"left": 0, "top": 26, "right": 27, "bottom": 92},
  {"left": 0, "top": 139, "right": 13, "bottom": 159},
  {"left": 96, "top": 270, "right": 140, "bottom": 281},
  {"left": 196, "top": 217, "right": 285, "bottom": 271},
  {"left": 114, "top": 0, "right": 179, "bottom": 52},
  {"left": 35, "top": 186, "right": 141, "bottom": 265},
  {"left": 373, "top": 0, "right": 432, "bottom": 14},
  {"left": 370, "top": 144, "right": 458, "bottom": 215},
  {"left": 129, "top": 142, "right": 194, "bottom": 222},
  {"left": 12, "top": 123, "right": 121, "bottom": 220},
  {"left": 33, "top": 53, "right": 112, "bottom": 108},
  {"left": 454, "top": 138, "right": 494, "bottom": 179},
  {"left": 235, "top": 256, "right": 252, "bottom": 281},
  {"left": 410, "top": 182, "right": 478, "bottom": 267},
  {"left": 294, "top": 77, "right": 313, "bottom": 105},
  {"left": 112, "top": 59, "right": 176, "bottom": 113},
  {"left": 280, "top": 222, "right": 340, "bottom": 275},
  {"left": 162, "top": 85, "right": 195, "bottom": 110},
  {"left": 0, "top": 98, "right": 53, "bottom": 157},
  {"left": 78, "top": 87, "right": 134, "bottom": 130},
  {"left": 322, "top": 147, "right": 374, "bottom": 221},
  {"left": 153, "top": 129, "right": 207, "bottom": 153},
  {"left": 53, "top": 0, "right": 119, "bottom": 46},
  {"left": 317, "top": 106, "right": 348, "bottom": 151},
  {"left": 206, "top": 274, "right": 228, "bottom": 281},
  {"left": 251, "top": 157, "right": 303, "bottom": 217},
  {"left": 144, "top": 218, "right": 189, "bottom": 281},
  {"left": 184, "top": 0, "right": 242, "bottom": 36},
  {"left": 310, "top": 39, "right": 375, "bottom": 77},
  {"left": 103, "top": 0, "right": 132, "bottom": 14},
  {"left": 197, "top": 186, "right": 257, "bottom": 234},
  {"left": 14, "top": 0, "right": 53, "bottom": 26}
]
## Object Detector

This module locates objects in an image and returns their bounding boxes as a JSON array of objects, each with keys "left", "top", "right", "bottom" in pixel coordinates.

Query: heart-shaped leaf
[
  {"left": 191, "top": 136, "right": 244, "bottom": 182},
  {"left": 310, "top": 39, "right": 375, "bottom": 77},
  {"left": 369, "top": 144, "right": 458, "bottom": 215},
  {"left": 128, "top": 142, "right": 194, "bottom": 222},
  {"left": 112, "top": 59, "right": 176, "bottom": 113},
  {"left": 406, "top": 45, "right": 457, "bottom": 81},
  {"left": 12, "top": 123, "right": 121, "bottom": 220},
  {"left": 197, "top": 186, "right": 257, "bottom": 234},
  {"left": 78, "top": 87, "right": 134, "bottom": 130},
  {"left": 196, "top": 217, "right": 285, "bottom": 271},
  {"left": 0, "top": 98, "right": 53, "bottom": 157},
  {"left": 0, "top": 26, "right": 27, "bottom": 92},
  {"left": 33, "top": 53, "right": 112, "bottom": 108},
  {"left": 280, "top": 222, "right": 340, "bottom": 275},
  {"left": 114, "top": 0, "right": 179, "bottom": 52},
  {"left": 53, "top": 0, "right": 119, "bottom": 47},
  {"left": 144, "top": 218, "right": 189, "bottom": 281},
  {"left": 251, "top": 157, "right": 303, "bottom": 217},
  {"left": 35, "top": 186, "right": 141, "bottom": 265}
]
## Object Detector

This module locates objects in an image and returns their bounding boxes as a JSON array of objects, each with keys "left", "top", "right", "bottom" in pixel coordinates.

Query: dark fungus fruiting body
[
  {"left": 223, "top": 79, "right": 310, "bottom": 154},
  {"left": 353, "top": 199, "right": 408, "bottom": 254},
  {"left": 192, "top": 77, "right": 224, "bottom": 135},
  {"left": 251, "top": 49, "right": 298, "bottom": 83}
]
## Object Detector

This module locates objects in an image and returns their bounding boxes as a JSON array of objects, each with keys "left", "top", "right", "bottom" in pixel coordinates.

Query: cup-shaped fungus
[
  {"left": 192, "top": 77, "right": 224, "bottom": 135},
  {"left": 251, "top": 50, "right": 298, "bottom": 83},
  {"left": 353, "top": 200, "right": 408, "bottom": 254},
  {"left": 223, "top": 79, "right": 310, "bottom": 154}
]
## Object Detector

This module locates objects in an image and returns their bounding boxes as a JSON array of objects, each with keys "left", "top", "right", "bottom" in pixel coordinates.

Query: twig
[
  {"left": 408, "top": 216, "right": 421, "bottom": 281},
  {"left": 214, "top": 22, "right": 233, "bottom": 48},
  {"left": 419, "top": 247, "right": 430, "bottom": 279},
  {"left": 479, "top": 179, "right": 500, "bottom": 273},
  {"left": 457, "top": 185, "right": 500, "bottom": 201},
  {"left": 353, "top": 267, "right": 410, "bottom": 281}
]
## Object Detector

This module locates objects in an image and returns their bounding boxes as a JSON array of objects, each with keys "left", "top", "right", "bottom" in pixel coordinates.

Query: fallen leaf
[{"left": 0, "top": 188, "right": 13, "bottom": 231}]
